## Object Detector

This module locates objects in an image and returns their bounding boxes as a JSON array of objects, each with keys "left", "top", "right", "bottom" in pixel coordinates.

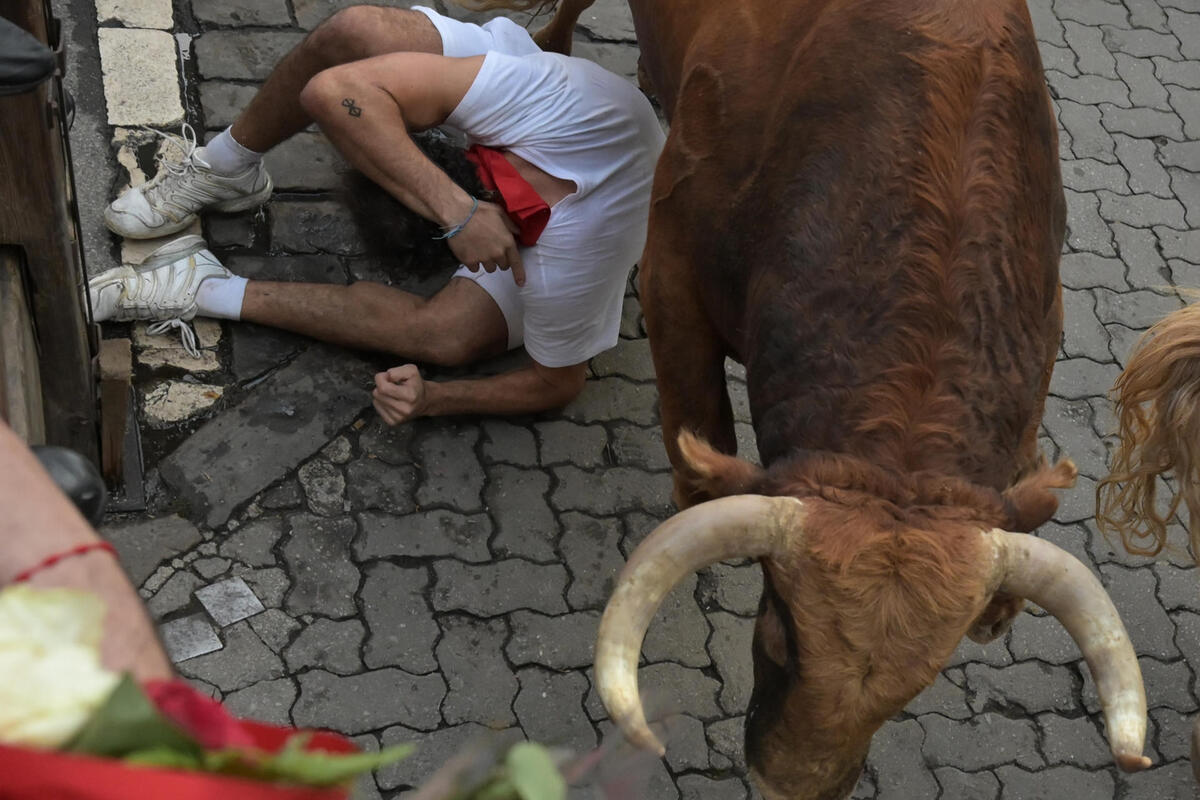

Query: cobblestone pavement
[{"left": 64, "top": 0, "right": 1200, "bottom": 796}]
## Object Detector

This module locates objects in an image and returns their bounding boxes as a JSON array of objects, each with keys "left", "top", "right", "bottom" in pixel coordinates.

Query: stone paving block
[
  {"left": 247, "top": 608, "right": 300, "bottom": 652},
  {"left": 102, "top": 514, "right": 202, "bottom": 586},
  {"left": 283, "top": 618, "right": 365, "bottom": 675},
  {"left": 920, "top": 712, "right": 1042, "bottom": 770},
  {"left": 1112, "top": 222, "right": 1170, "bottom": 289},
  {"left": 176, "top": 621, "right": 284, "bottom": 692},
  {"left": 1055, "top": 0, "right": 1128, "bottom": 27},
  {"left": 906, "top": 672, "right": 972, "bottom": 719},
  {"left": 574, "top": 0, "right": 636, "bottom": 41},
  {"left": 261, "top": 479, "right": 303, "bottom": 510},
  {"left": 218, "top": 516, "right": 283, "bottom": 567},
  {"left": 643, "top": 574, "right": 710, "bottom": 668},
  {"left": 994, "top": 764, "right": 1113, "bottom": 798},
  {"left": 1048, "top": 357, "right": 1122, "bottom": 399},
  {"left": 195, "top": 31, "right": 307, "bottom": 80},
  {"left": 1155, "top": 56, "right": 1200, "bottom": 90},
  {"left": 227, "top": 253, "right": 349, "bottom": 285},
  {"left": 1040, "top": 396, "right": 1109, "bottom": 478},
  {"left": 1094, "top": 287, "right": 1183, "bottom": 329},
  {"left": 193, "top": 0, "right": 291, "bottom": 26},
  {"left": 345, "top": 458, "right": 417, "bottom": 514},
  {"left": 637, "top": 662, "right": 722, "bottom": 720},
  {"left": 703, "top": 562, "right": 763, "bottom": 616},
  {"left": 1008, "top": 611, "right": 1081, "bottom": 664},
  {"left": 514, "top": 668, "right": 597, "bottom": 754},
  {"left": 159, "top": 345, "right": 372, "bottom": 526},
  {"left": 1064, "top": 188, "right": 1115, "bottom": 254},
  {"left": 360, "top": 561, "right": 439, "bottom": 672},
  {"left": 1101, "top": 103, "right": 1185, "bottom": 139},
  {"left": 591, "top": 337, "right": 655, "bottom": 381},
  {"left": 507, "top": 610, "right": 600, "bottom": 670},
  {"left": 281, "top": 514, "right": 360, "bottom": 617},
  {"left": 610, "top": 423, "right": 670, "bottom": 471},
  {"left": 1036, "top": 713, "right": 1112, "bottom": 768},
  {"left": 1124, "top": 0, "right": 1168, "bottom": 30},
  {"left": 1051, "top": 472, "right": 1099, "bottom": 524},
  {"left": 1062, "top": 157, "right": 1128, "bottom": 194},
  {"left": 270, "top": 200, "right": 364, "bottom": 255},
  {"left": 707, "top": 715, "right": 746, "bottom": 770},
  {"left": 1156, "top": 226, "right": 1200, "bottom": 263},
  {"left": 96, "top": 0, "right": 172, "bottom": 27},
  {"left": 98, "top": 29, "right": 183, "bottom": 126},
  {"left": 298, "top": 459, "right": 346, "bottom": 516},
  {"left": 199, "top": 81, "right": 258, "bottom": 130},
  {"left": 1028, "top": 0, "right": 1065, "bottom": 44},
  {"left": 1099, "top": 564, "right": 1180, "bottom": 658},
  {"left": 562, "top": 377, "right": 658, "bottom": 425},
  {"left": 1047, "top": 71, "right": 1130, "bottom": 106},
  {"left": 1171, "top": 167, "right": 1200, "bottom": 228},
  {"left": 1154, "top": 563, "right": 1200, "bottom": 612},
  {"left": 678, "top": 775, "right": 745, "bottom": 800},
  {"left": 143, "top": 381, "right": 224, "bottom": 427},
  {"left": 1115, "top": 53, "right": 1172, "bottom": 110},
  {"left": 263, "top": 132, "right": 344, "bottom": 191},
  {"left": 293, "top": 668, "right": 446, "bottom": 734},
  {"left": 160, "top": 613, "right": 222, "bottom": 662},
  {"left": 359, "top": 418, "right": 415, "bottom": 464},
  {"left": 658, "top": 713, "right": 711, "bottom": 773},
  {"left": 223, "top": 677, "right": 297, "bottom": 726},
  {"left": 1136, "top": 657, "right": 1198, "bottom": 713},
  {"left": 148, "top": 571, "right": 203, "bottom": 619},
  {"left": 376, "top": 723, "right": 523, "bottom": 791},
  {"left": 437, "top": 615, "right": 517, "bottom": 726},
  {"left": 195, "top": 557, "right": 231, "bottom": 580},
  {"left": 1064, "top": 21, "right": 1115, "bottom": 78},
  {"left": 1115, "top": 135, "right": 1172, "bottom": 198},
  {"left": 1117, "top": 759, "right": 1197, "bottom": 798},
  {"left": 1151, "top": 707, "right": 1193, "bottom": 762},
  {"left": 1057, "top": 99, "right": 1116, "bottom": 163},
  {"left": 535, "top": 420, "right": 608, "bottom": 467},
  {"left": 486, "top": 465, "right": 558, "bottom": 561},
  {"left": 355, "top": 509, "right": 490, "bottom": 562},
  {"left": 708, "top": 611, "right": 753, "bottom": 715},
  {"left": 1098, "top": 189, "right": 1187, "bottom": 228},
  {"left": 1058, "top": 251, "right": 1127, "bottom": 290},
  {"left": 414, "top": 425, "right": 485, "bottom": 512},
  {"left": 1040, "top": 41, "right": 1078, "bottom": 76},
  {"left": 870, "top": 719, "right": 939, "bottom": 800},
  {"left": 1103, "top": 25, "right": 1181, "bottom": 59},
  {"left": 552, "top": 465, "right": 673, "bottom": 515},
  {"left": 481, "top": 419, "right": 538, "bottom": 466},
  {"left": 433, "top": 558, "right": 568, "bottom": 616},
  {"left": 964, "top": 661, "right": 1078, "bottom": 715},
  {"left": 933, "top": 767, "right": 999, "bottom": 799},
  {"left": 1060, "top": 289, "right": 1113, "bottom": 364}
]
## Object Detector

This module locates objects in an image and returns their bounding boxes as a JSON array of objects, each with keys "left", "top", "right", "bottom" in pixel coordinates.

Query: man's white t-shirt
[{"left": 414, "top": 6, "right": 666, "bottom": 368}]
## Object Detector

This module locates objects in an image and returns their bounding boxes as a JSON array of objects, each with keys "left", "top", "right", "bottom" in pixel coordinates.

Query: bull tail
[
  {"left": 1096, "top": 301, "right": 1200, "bottom": 560},
  {"left": 676, "top": 431, "right": 764, "bottom": 503}
]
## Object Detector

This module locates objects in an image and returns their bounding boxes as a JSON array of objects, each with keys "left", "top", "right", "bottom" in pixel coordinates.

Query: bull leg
[
  {"left": 532, "top": 0, "right": 596, "bottom": 54},
  {"left": 640, "top": 253, "right": 737, "bottom": 509}
]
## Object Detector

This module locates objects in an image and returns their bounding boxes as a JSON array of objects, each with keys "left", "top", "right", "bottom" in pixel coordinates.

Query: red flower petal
[{"left": 144, "top": 679, "right": 257, "bottom": 750}]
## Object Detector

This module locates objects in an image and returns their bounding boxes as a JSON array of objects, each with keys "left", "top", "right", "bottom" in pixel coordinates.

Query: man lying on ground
[{"left": 88, "top": 5, "right": 664, "bottom": 426}]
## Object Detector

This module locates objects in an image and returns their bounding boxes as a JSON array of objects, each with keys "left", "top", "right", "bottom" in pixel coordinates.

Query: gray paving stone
[
  {"left": 1116, "top": 53, "right": 1172, "bottom": 111},
  {"left": 270, "top": 200, "right": 364, "bottom": 255},
  {"left": 1171, "top": 166, "right": 1200, "bottom": 228},
  {"left": 486, "top": 465, "right": 558, "bottom": 562},
  {"left": 437, "top": 615, "right": 517, "bottom": 726},
  {"left": 964, "top": 661, "right": 1078, "bottom": 715},
  {"left": 321, "top": 436, "right": 352, "bottom": 465},
  {"left": 1048, "top": 357, "right": 1122, "bottom": 399},
  {"left": 906, "top": 671, "right": 971, "bottom": 719},
  {"left": 933, "top": 767, "right": 999, "bottom": 799},
  {"left": 161, "top": 613, "right": 222, "bottom": 662},
  {"left": 414, "top": 425, "right": 485, "bottom": 511},
  {"left": 707, "top": 716, "right": 746, "bottom": 770},
  {"left": 1167, "top": 7, "right": 1200, "bottom": 58},
  {"left": 205, "top": 213, "right": 257, "bottom": 248},
  {"left": 1064, "top": 20, "right": 1117, "bottom": 78},
  {"left": 702, "top": 562, "right": 763, "bottom": 617},
  {"left": 159, "top": 345, "right": 373, "bottom": 527},
  {"left": 1155, "top": 56, "right": 1200, "bottom": 90},
  {"left": 283, "top": 617, "right": 365, "bottom": 675},
  {"left": 1008, "top": 610, "right": 1081, "bottom": 664},
  {"left": 193, "top": 0, "right": 290, "bottom": 26},
  {"left": 1065, "top": 188, "right": 1116, "bottom": 254},
  {"left": 102, "top": 515, "right": 203, "bottom": 587},
  {"left": 1136, "top": 657, "right": 1198, "bottom": 712},
  {"left": 226, "top": 253, "right": 348, "bottom": 285},
  {"left": 573, "top": 0, "right": 636, "bottom": 41},
  {"left": 1061, "top": 289, "right": 1113, "bottom": 363},
  {"left": 298, "top": 459, "right": 346, "bottom": 516},
  {"left": 195, "top": 31, "right": 307, "bottom": 81},
  {"left": 358, "top": 417, "right": 415, "bottom": 464},
  {"left": 660, "top": 713, "right": 711, "bottom": 772},
  {"left": 620, "top": 294, "right": 644, "bottom": 338},
  {"left": 354, "top": 509, "right": 491, "bottom": 562},
  {"left": 1113, "top": 222, "right": 1171, "bottom": 289},
  {"left": 1057, "top": 100, "right": 1117, "bottom": 163},
  {"left": 637, "top": 662, "right": 722, "bottom": 720},
  {"left": 1104, "top": 25, "right": 1181, "bottom": 59},
  {"left": 176, "top": 621, "right": 285, "bottom": 692},
  {"left": 535, "top": 420, "right": 608, "bottom": 467},
  {"left": 194, "top": 557, "right": 231, "bottom": 580},
  {"left": 199, "top": 81, "right": 258, "bottom": 130},
  {"left": 994, "top": 764, "right": 1113, "bottom": 798},
  {"left": 345, "top": 458, "right": 418, "bottom": 514},
  {"left": 708, "top": 611, "right": 753, "bottom": 715},
  {"left": 262, "top": 132, "right": 343, "bottom": 191},
  {"left": 247, "top": 607, "right": 300, "bottom": 652},
  {"left": 232, "top": 565, "right": 290, "bottom": 608},
  {"left": 643, "top": 574, "right": 710, "bottom": 668},
  {"left": 1062, "top": 158, "right": 1128, "bottom": 194},
  {"left": 1056, "top": 0, "right": 1128, "bottom": 27},
  {"left": 559, "top": 512, "right": 625, "bottom": 610},
  {"left": 480, "top": 419, "right": 538, "bottom": 466},
  {"left": 1168, "top": 84, "right": 1200, "bottom": 139},
  {"left": 561, "top": 377, "right": 658, "bottom": 424},
  {"left": 1095, "top": 287, "right": 1183, "bottom": 328},
  {"left": 433, "top": 558, "right": 568, "bottom": 616},
  {"left": 293, "top": 668, "right": 446, "bottom": 734},
  {"left": 507, "top": 609, "right": 601, "bottom": 669},
  {"left": 1115, "top": 135, "right": 1172, "bottom": 198},
  {"left": 147, "top": 570, "right": 202, "bottom": 619},
  {"left": 1154, "top": 563, "right": 1200, "bottom": 612},
  {"left": 920, "top": 712, "right": 1042, "bottom": 770},
  {"left": 678, "top": 775, "right": 744, "bottom": 800},
  {"left": 1051, "top": 473, "right": 1100, "bottom": 524},
  {"left": 1117, "top": 759, "right": 1198, "bottom": 799},
  {"left": 1035, "top": 713, "right": 1112, "bottom": 768},
  {"left": 1040, "top": 396, "right": 1109, "bottom": 478},
  {"left": 1099, "top": 564, "right": 1180, "bottom": 658},
  {"left": 228, "top": 323, "right": 307, "bottom": 384},
  {"left": 946, "top": 633, "right": 1014, "bottom": 668},
  {"left": 1157, "top": 226, "right": 1200, "bottom": 263},
  {"left": 376, "top": 723, "right": 521, "bottom": 791},
  {"left": 1151, "top": 707, "right": 1193, "bottom": 762},
  {"left": 195, "top": 576, "right": 266, "bottom": 626},
  {"left": 281, "top": 514, "right": 360, "bottom": 618},
  {"left": 1047, "top": 71, "right": 1130, "bottom": 106},
  {"left": 515, "top": 667, "right": 597, "bottom": 753},
  {"left": 1101, "top": 103, "right": 1186, "bottom": 139},
  {"left": 1030, "top": 0, "right": 1066, "bottom": 44},
  {"left": 1041, "top": 41, "right": 1079, "bottom": 77},
  {"left": 360, "top": 561, "right": 439, "bottom": 672},
  {"left": 610, "top": 423, "right": 670, "bottom": 471},
  {"left": 223, "top": 677, "right": 296, "bottom": 726},
  {"left": 552, "top": 465, "right": 672, "bottom": 515},
  {"left": 1058, "top": 251, "right": 1127, "bottom": 290},
  {"left": 591, "top": 337, "right": 655, "bottom": 381},
  {"left": 870, "top": 718, "right": 938, "bottom": 800}
]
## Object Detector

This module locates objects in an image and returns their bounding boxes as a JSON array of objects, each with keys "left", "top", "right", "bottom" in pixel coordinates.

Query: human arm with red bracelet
[{"left": 0, "top": 420, "right": 172, "bottom": 681}]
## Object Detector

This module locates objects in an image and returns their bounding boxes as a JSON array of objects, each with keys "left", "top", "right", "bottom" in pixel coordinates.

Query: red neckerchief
[{"left": 465, "top": 144, "right": 552, "bottom": 247}]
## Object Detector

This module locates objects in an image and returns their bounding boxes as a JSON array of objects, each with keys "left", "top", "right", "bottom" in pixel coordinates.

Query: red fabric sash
[{"left": 465, "top": 144, "right": 552, "bottom": 247}]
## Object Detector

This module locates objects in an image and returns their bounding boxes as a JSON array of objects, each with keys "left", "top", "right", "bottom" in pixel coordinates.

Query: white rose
[{"left": 0, "top": 585, "right": 119, "bottom": 748}]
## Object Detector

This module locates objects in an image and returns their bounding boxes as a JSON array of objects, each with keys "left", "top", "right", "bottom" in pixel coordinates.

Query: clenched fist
[{"left": 373, "top": 364, "right": 428, "bottom": 426}]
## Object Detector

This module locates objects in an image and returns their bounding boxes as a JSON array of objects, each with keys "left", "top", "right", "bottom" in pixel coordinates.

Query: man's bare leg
[
  {"left": 230, "top": 6, "right": 443, "bottom": 153},
  {"left": 240, "top": 276, "right": 509, "bottom": 366}
]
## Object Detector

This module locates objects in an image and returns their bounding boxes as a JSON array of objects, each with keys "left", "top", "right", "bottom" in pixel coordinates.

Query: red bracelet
[{"left": 12, "top": 541, "right": 119, "bottom": 583}]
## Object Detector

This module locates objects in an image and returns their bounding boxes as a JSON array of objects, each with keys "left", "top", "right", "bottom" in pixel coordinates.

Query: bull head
[{"left": 594, "top": 495, "right": 1150, "bottom": 800}]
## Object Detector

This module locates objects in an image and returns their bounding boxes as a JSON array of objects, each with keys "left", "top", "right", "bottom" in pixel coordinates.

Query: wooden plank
[
  {"left": 97, "top": 338, "right": 131, "bottom": 484},
  {"left": 0, "top": 248, "right": 46, "bottom": 443}
]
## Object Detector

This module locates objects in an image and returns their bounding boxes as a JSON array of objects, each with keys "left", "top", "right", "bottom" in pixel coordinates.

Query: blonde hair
[{"left": 1096, "top": 301, "right": 1200, "bottom": 560}]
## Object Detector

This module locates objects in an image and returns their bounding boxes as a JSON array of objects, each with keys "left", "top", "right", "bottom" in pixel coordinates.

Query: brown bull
[{"left": 468, "top": 0, "right": 1152, "bottom": 795}]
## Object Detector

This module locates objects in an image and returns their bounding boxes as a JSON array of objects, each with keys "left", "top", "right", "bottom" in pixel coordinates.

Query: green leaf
[
  {"left": 64, "top": 675, "right": 202, "bottom": 760},
  {"left": 504, "top": 743, "right": 565, "bottom": 800},
  {"left": 250, "top": 737, "right": 416, "bottom": 787},
  {"left": 123, "top": 746, "right": 205, "bottom": 770}
]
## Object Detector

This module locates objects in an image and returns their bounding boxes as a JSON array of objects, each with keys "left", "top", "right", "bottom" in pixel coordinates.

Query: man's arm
[
  {"left": 373, "top": 361, "right": 587, "bottom": 423},
  {"left": 0, "top": 421, "right": 173, "bottom": 681},
  {"left": 299, "top": 52, "right": 524, "bottom": 284}
]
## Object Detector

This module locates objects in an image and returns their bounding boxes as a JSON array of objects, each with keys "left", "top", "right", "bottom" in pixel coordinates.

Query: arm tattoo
[{"left": 342, "top": 98, "right": 362, "bottom": 117}]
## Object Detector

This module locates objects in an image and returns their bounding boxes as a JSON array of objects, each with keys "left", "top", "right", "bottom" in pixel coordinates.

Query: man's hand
[
  {"left": 373, "top": 365, "right": 429, "bottom": 426},
  {"left": 447, "top": 200, "right": 526, "bottom": 288}
]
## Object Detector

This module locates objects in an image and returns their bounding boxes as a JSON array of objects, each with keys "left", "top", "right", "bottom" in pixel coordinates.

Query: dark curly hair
[{"left": 341, "top": 131, "right": 498, "bottom": 278}]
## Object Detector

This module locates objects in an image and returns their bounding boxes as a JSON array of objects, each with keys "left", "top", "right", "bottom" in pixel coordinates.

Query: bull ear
[
  {"left": 677, "top": 431, "right": 765, "bottom": 503},
  {"left": 1000, "top": 457, "right": 1077, "bottom": 531}
]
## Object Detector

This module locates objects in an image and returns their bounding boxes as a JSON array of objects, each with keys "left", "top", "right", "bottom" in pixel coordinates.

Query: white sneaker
[
  {"left": 88, "top": 235, "right": 231, "bottom": 356},
  {"left": 104, "top": 123, "right": 273, "bottom": 239}
]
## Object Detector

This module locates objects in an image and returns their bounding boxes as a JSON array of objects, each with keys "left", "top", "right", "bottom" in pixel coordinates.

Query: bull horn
[
  {"left": 595, "top": 494, "right": 807, "bottom": 755},
  {"left": 987, "top": 531, "right": 1151, "bottom": 772}
]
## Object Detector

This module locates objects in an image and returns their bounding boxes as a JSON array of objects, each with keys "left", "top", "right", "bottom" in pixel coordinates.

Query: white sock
[
  {"left": 195, "top": 275, "right": 248, "bottom": 320},
  {"left": 199, "top": 127, "right": 262, "bottom": 176}
]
